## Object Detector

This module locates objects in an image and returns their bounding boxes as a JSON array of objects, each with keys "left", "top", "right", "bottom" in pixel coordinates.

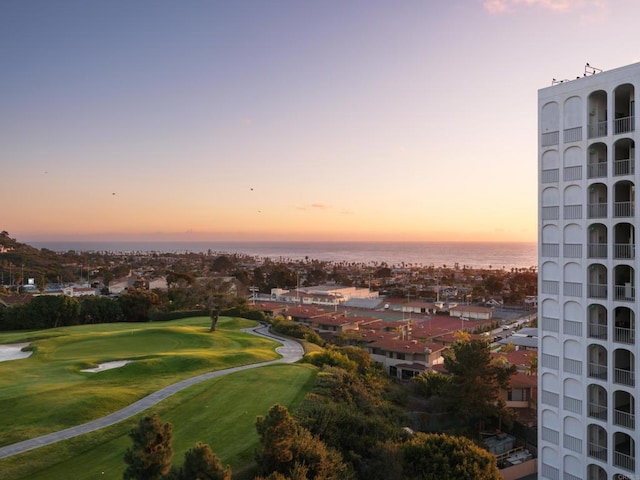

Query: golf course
[{"left": 0, "top": 316, "right": 317, "bottom": 479}]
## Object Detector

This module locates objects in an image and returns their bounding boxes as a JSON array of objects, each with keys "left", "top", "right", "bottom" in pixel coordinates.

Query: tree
[
  {"left": 178, "top": 442, "right": 231, "bottom": 480},
  {"left": 401, "top": 432, "right": 501, "bottom": 480},
  {"left": 443, "top": 339, "right": 516, "bottom": 432},
  {"left": 123, "top": 412, "right": 173, "bottom": 480},
  {"left": 118, "top": 290, "right": 160, "bottom": 322},
  {"left": 207, "top": 277, "right": 238, "bottom": 332},
  {"left": 255, "top": 403, "right": 352, "bottom": 480}
]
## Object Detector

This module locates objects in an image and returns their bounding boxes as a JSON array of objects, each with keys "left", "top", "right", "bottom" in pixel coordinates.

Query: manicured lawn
[
  {"left": 0, "top": 317, "right": 281, "bottom": 446},
  {"left": 0, "top": 363, "right": 317, "bottom": 480}
]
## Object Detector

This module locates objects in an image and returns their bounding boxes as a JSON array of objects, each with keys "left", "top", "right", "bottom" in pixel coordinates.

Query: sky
[{"left": 2, "top": 0, "right": 639, "bottom": 244}]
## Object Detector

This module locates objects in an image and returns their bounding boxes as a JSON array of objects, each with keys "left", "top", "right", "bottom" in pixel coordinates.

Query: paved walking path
[{"left": 0, "top": 325, "right": 304, "bottom": 460}]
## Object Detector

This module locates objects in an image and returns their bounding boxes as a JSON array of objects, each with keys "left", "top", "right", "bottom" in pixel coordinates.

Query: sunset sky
[{"left": 2, "top": 0, "right": 639, "bottom": 244}]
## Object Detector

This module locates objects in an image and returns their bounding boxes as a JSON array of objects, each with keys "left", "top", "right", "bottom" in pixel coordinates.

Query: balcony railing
[
  {"left": 614, "top": 201, "right": 635, "bottom": 218},
  {"left": 614, "top": 409, "right": 636, "bottom": 429},
  {"left": 614, "top": 115, "right": 635, "bottom": 134},
  {"left": 615, "top": 326, "right": 635, "bottom": 345},
  {"left": 564, "top": 243, "right": 582, "bottom": 258},
  {"left": 614, "top": 243, "right": 635, "bottom": 260},
  {"left": 541, "top": 168, "right": 560, "bottom": 183},
  {"left": 542, "top": 280, "right": 559, "bottom": 295},
  {"left": 564, "top": 165, "right": 582, "bottom": 181},
  {"left": 563, "top": 282, "right": 582, "bottom": 297},
  {"left": 564, "top": 126, "right": 583, "bottom": 142},
  {"left": 614, "top": 158, "right": 635, "bottom": 176},
  {"left": 541, "top": 426, "right": 559, "bottom": 444},
  {"left": 541, "top": 389, "right": 560, "bottom": 406},
  {"left": 541, "top": 243, "right": 559, "bottom": 257},
  {"left": 588, "top": 402, "right": 608, "bottom": 420},
  {"left": 588, "top": 243, "right": 607, "bottom": 258},
  {"left": 563, "top": 433, "right": 582, "bottom": 453},
  {"left": 588, "top": 283, "right": 607, "bottom": 299},
  {"left": 563, "top": 357, "right": 582, "bottom": 374},
  {"left": 542, "top": 316, "right": 560, "bottom": 332},
  {"left": 614, "top": 451, "right": 636, "bottom": 472},
  {"left": 588, "top": 362, "right": 608, "bottom": 380},
  {"left": 563, "top": 395, "right": 582, "bottom": 414},
  {"left": 563, "top": 205, "right": 582, "bottom": 220},
  {"left": 614, "top": 368, "right": 635, "bottom": 387},
  {"left": 588, "top": 121, "right": 608, "bottom": 139},
  {"left": 588, "top": 442, "right": 607, "bottom": 461},
  {"left": 588, "top": 203, "right": 607, "bottom": 219},
  {"left": 542, "top": 131, "right": 560, "bottom": 146},
  {"left": 588, "top": 322, "right": 607, "bottom": 339},
  {"left": 542, "top": 206, "right": 560, "bottom": 220},
  {"left": 614, "top": 284, "right": 635, "bottom": 302},
  {"left": 588, "top": 162, "right": 607, "bottom": 178}
]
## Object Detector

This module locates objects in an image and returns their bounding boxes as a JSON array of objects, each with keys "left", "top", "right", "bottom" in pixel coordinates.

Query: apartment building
[{"left": 538, "top": 62, "right": 639, "bottom": 480}]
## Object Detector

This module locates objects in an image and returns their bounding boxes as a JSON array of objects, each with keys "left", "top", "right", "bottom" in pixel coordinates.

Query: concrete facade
[{"left": 538, "top": 62, "right": 640, "bottom": 480}]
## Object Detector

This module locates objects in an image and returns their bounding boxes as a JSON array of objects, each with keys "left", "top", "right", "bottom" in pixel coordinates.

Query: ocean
[{"left": 30, "top": 241, "right": 537, "bottom": 270}]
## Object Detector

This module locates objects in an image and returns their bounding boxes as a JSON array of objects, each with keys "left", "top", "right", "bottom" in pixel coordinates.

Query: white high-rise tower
[{"left": 538, "top": 62, "right": 639, "bottom": 480}]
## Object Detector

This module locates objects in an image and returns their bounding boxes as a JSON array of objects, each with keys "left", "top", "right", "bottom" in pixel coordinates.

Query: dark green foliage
[
  {"left": 0, "top": 295, "right": 81, "bottom": 330},
  {"left": 412, "top": 370, "right": 451, "bottom": 398},
  {"left": 270, "top": 318, "right": 323, "bottom": 345},
  {"left": 79, "top": 295, "right": 123, "bottom": 324},
  {"left": 255, "top": 403, "right": 353, "bottom": 480},
  {"left": 294, "top": 366, "right": 408, "bottom": 480},
  {"left": 443, "top": 339, "right": 517, "bottom": 431},
  {"left": 178, "top": 442, "right": 231, "bottom": 480},
  {"left": 123, "top": 412, "right": 174, "bottom": 480},
  {"left": 118, "top": 290, "right": 161, "bottom": 322},
  {"left": 401, "top": 432, "right": 501, "bottom": 480}
]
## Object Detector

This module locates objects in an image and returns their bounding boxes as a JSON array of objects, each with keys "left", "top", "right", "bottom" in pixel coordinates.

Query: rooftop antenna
[{"left": 585, "top": 63, "right": 603, "bottom": 76}]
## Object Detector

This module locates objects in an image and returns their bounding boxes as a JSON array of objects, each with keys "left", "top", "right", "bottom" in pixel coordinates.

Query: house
[
  {"left": 485, "top": 296, "right": 504, "bottom": 307},
  {"left": 364, "top": 337, "right": 448, "bottom": 380},
  {"left": 449, "top": 304, "right": 494, "bottom": 320},
  {"left": 282, "top": 306, "right": 336, "bottom": 325}
]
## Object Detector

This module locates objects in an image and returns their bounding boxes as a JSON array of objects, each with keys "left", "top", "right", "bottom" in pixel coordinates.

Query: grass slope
[
  {"left": 1, "top": 363, "right": 317, "bottom": 480},
  {"left": 0, "top": 317, "right": 279, "bottom": 445}
]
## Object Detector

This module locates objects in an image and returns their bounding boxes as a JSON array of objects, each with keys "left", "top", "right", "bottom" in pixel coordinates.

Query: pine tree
[{"left": 123, "top": 412, "right": 174, "bottom": 480}]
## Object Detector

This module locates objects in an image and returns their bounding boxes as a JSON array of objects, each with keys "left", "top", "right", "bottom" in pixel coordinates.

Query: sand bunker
[
  {"left": 81, "top": 360, "right": 133, "bottom": 373},
  {"left": 0, "top": 343, "right": 32, "bottom": 362}
]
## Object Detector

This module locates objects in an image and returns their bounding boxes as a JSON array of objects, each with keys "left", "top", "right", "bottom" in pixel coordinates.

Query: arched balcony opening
[
  {"left": 613, "top": 180, "right": 635, "bottom": 218},
  {"left": 614, "top": 307, "right": 635, "bottom": 345},
  {"left": 614, "top": 390, "right": 635, "bottom": 430},
  {"left": 614, "top": 138, "right": 635, "bottom": 176},
  {"left": 587, "top": 464, "right": 606, "bottom": 480},
  {"left": 588, "top": 142, "right": 608, "bottom": 178},
  {"left": 588, "top": 90, "right": 608, "bottom": 139},
  {"left": 614, "top": 265, "right": 635, "bottom": 302},
  {"left": 588, "top": 183, "right": 608, "bottom": 219},
  {"left": 588, "top": 303, "right": 608, "bottom": 340},
  {"left": 613, "top": 432, "right": 635, "bottom": 472},
  {"left": 588, "top": 423, "right": 608, "bottom": 462},
  {"left": 614, "top": 223, "right": 635, "bottom": 260},
  {"left": 614, "top": 348, "right": 635, "bottom": 387},
  {"left": 588, "top": 223, "right": 608, "bottom": 258},
  {"left": 588, "top": 264, "right": 608, "bottom": 300},
  {"left": 614, "top": 83, "right": 635, "bottom": 135},
  {"left": 588, "top": 344, "right": 608, "bottom": 381},
  {"left": 588, "top": 383, "right": 608, "bottom": 421}
]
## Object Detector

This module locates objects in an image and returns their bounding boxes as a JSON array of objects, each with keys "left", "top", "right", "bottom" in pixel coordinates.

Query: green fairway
[
  {"left": 0, "top": 316, "right": 281, "bottom": 446},
  {"left": 0, "top": 363, "right": 317, "bottom": 480}
]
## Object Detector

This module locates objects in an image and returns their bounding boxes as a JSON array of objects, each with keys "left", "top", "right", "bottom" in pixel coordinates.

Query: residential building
[{"left": 538, "top": 62, "right": 639, "bottom": 479}]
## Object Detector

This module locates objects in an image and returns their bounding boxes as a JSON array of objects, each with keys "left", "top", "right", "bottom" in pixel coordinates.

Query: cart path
[{"left": 0, "top": 325, "right": 304, "bottom": 460}]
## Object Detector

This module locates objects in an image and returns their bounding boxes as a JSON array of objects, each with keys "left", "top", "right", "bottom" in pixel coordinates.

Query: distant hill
[{"left": 0, "top": 231, "right": 75, "bottom": 285}]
